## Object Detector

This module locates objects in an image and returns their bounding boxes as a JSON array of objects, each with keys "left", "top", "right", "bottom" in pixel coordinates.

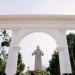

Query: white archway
[
  {"left": 6, "top": 28, "right": 71, "bottom": 75},
  {"left": 2, "top": 15, "right": 72, "bottom": 75}
]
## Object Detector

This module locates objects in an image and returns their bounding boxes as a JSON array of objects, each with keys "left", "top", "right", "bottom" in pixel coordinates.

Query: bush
[{"left": 30, "top": 70, "right": 50, "bottom": 75}]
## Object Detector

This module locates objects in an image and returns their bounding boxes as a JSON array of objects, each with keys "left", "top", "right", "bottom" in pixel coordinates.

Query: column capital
[
  {"left": 13, "top": 46, "right": 21, "bottom": 51},
  {"left": 56, "top": 47, "right": 65, "bottom": 52}
]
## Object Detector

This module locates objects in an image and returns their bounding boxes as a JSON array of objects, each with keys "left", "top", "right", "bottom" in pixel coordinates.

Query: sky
[{"left": 0, "top": 0, "right": 75, "bottom": 15}]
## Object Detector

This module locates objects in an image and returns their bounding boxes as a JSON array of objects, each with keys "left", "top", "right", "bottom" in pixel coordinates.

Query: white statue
[{"left": 32, "top": 46, "right": 44, "bottom": 70}]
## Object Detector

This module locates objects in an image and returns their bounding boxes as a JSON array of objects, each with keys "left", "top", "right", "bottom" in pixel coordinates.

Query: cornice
[
  {"left": 0, "top": 15, "right": 75, "bottom": 22},
  {"left": 0, "top": 15, "right": 75, "bottom": 30}
]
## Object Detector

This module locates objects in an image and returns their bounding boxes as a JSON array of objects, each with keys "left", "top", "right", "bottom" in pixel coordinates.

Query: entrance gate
[{"left": 0, "top": 15, "right": 73, "bottom": 75}]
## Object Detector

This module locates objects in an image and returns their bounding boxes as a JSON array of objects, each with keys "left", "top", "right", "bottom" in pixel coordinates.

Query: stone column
[
  {"left": 5, "top": 30, "right": 21, "bottom": 75},
  {"left": 57, "top": 30, "right": 72, "bottom": 75},
  {"left": 56, "top": 47, "right": 65, "bottom": 75}
]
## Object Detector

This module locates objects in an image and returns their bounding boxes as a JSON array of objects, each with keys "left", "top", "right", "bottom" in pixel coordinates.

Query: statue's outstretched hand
[{"left": 32, "top": 53, "right": 34, "bottom": 55}]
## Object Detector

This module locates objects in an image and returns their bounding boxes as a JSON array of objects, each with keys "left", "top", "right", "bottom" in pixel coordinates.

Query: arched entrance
[
  {"left": 6, "top": 29, "right": 72, "bottom": 75},
  {"left": 0, "top": 15, "right": 73, "bottom": 75},
  {"left": 19, "top": 32, "right": 57, "bottom": 71}
]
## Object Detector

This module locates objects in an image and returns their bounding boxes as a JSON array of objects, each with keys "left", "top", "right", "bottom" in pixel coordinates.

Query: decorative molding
[
  {"left": 0, "top": 15, "right": 75, "bottom": 22},
  {"left": 0, "top": 15, "right": 75, "bottom": 30}
]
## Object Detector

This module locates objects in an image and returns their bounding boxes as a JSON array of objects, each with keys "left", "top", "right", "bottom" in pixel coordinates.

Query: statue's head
[{"left": 37, "top": 45, "right": 40, "bottom": 50}]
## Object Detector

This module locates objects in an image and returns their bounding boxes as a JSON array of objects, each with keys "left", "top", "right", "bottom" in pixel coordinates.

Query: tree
[
  {"left": 46, "top": 51, "right": 60, "bottom": 75},
  {"left": 67, "top": 33, "right": 75, "bottom": 74},
  {"left": 1, "top": 30, "right": 10, "bottom": 47},
  {"left": 0, "top": 30, "right": 9, "bottom": 72},
  {"left": 17, "top": 52, "right": 25, "bottom": 75},
  {"left": 0, "top": 56, "right": 6, "bottom": 72}
]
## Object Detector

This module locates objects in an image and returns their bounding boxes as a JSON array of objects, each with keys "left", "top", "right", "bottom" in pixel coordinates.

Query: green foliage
[
  {"left": 0, "top": 30, "right": 9, "bottom": 72},
  {"left": 17, "top": 52, "right": 25, "bottom": 74},
  {"left": 1, "top": 30, "right": 11, "bottom": 47},
  {"left": 46, "top": 51, "right": 60, "bottom": 75},
  {"left": 1, "top": 41, "right": 10, "bottom": 47},
  {"left": 0, "top": 57, "right": 6, "bottom": 72},
  {"left": 67, "top": 33, "right": 75, "bottom": 74},
  {"left": 28, "top": 70, "right": 50, "bottom": 75}
]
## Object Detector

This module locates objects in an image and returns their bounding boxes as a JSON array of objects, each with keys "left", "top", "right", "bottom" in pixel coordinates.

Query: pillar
[
  {"left": 5, "top": 30, "right": 21, "bottom": 75},
  {"left": 57, "top": 29, "right": 72, "bottom": 75}
]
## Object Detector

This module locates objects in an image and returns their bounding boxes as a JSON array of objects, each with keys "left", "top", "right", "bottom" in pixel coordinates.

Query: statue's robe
[{"left": 32, "top": 49, "right": 44, "bottom": 70}]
